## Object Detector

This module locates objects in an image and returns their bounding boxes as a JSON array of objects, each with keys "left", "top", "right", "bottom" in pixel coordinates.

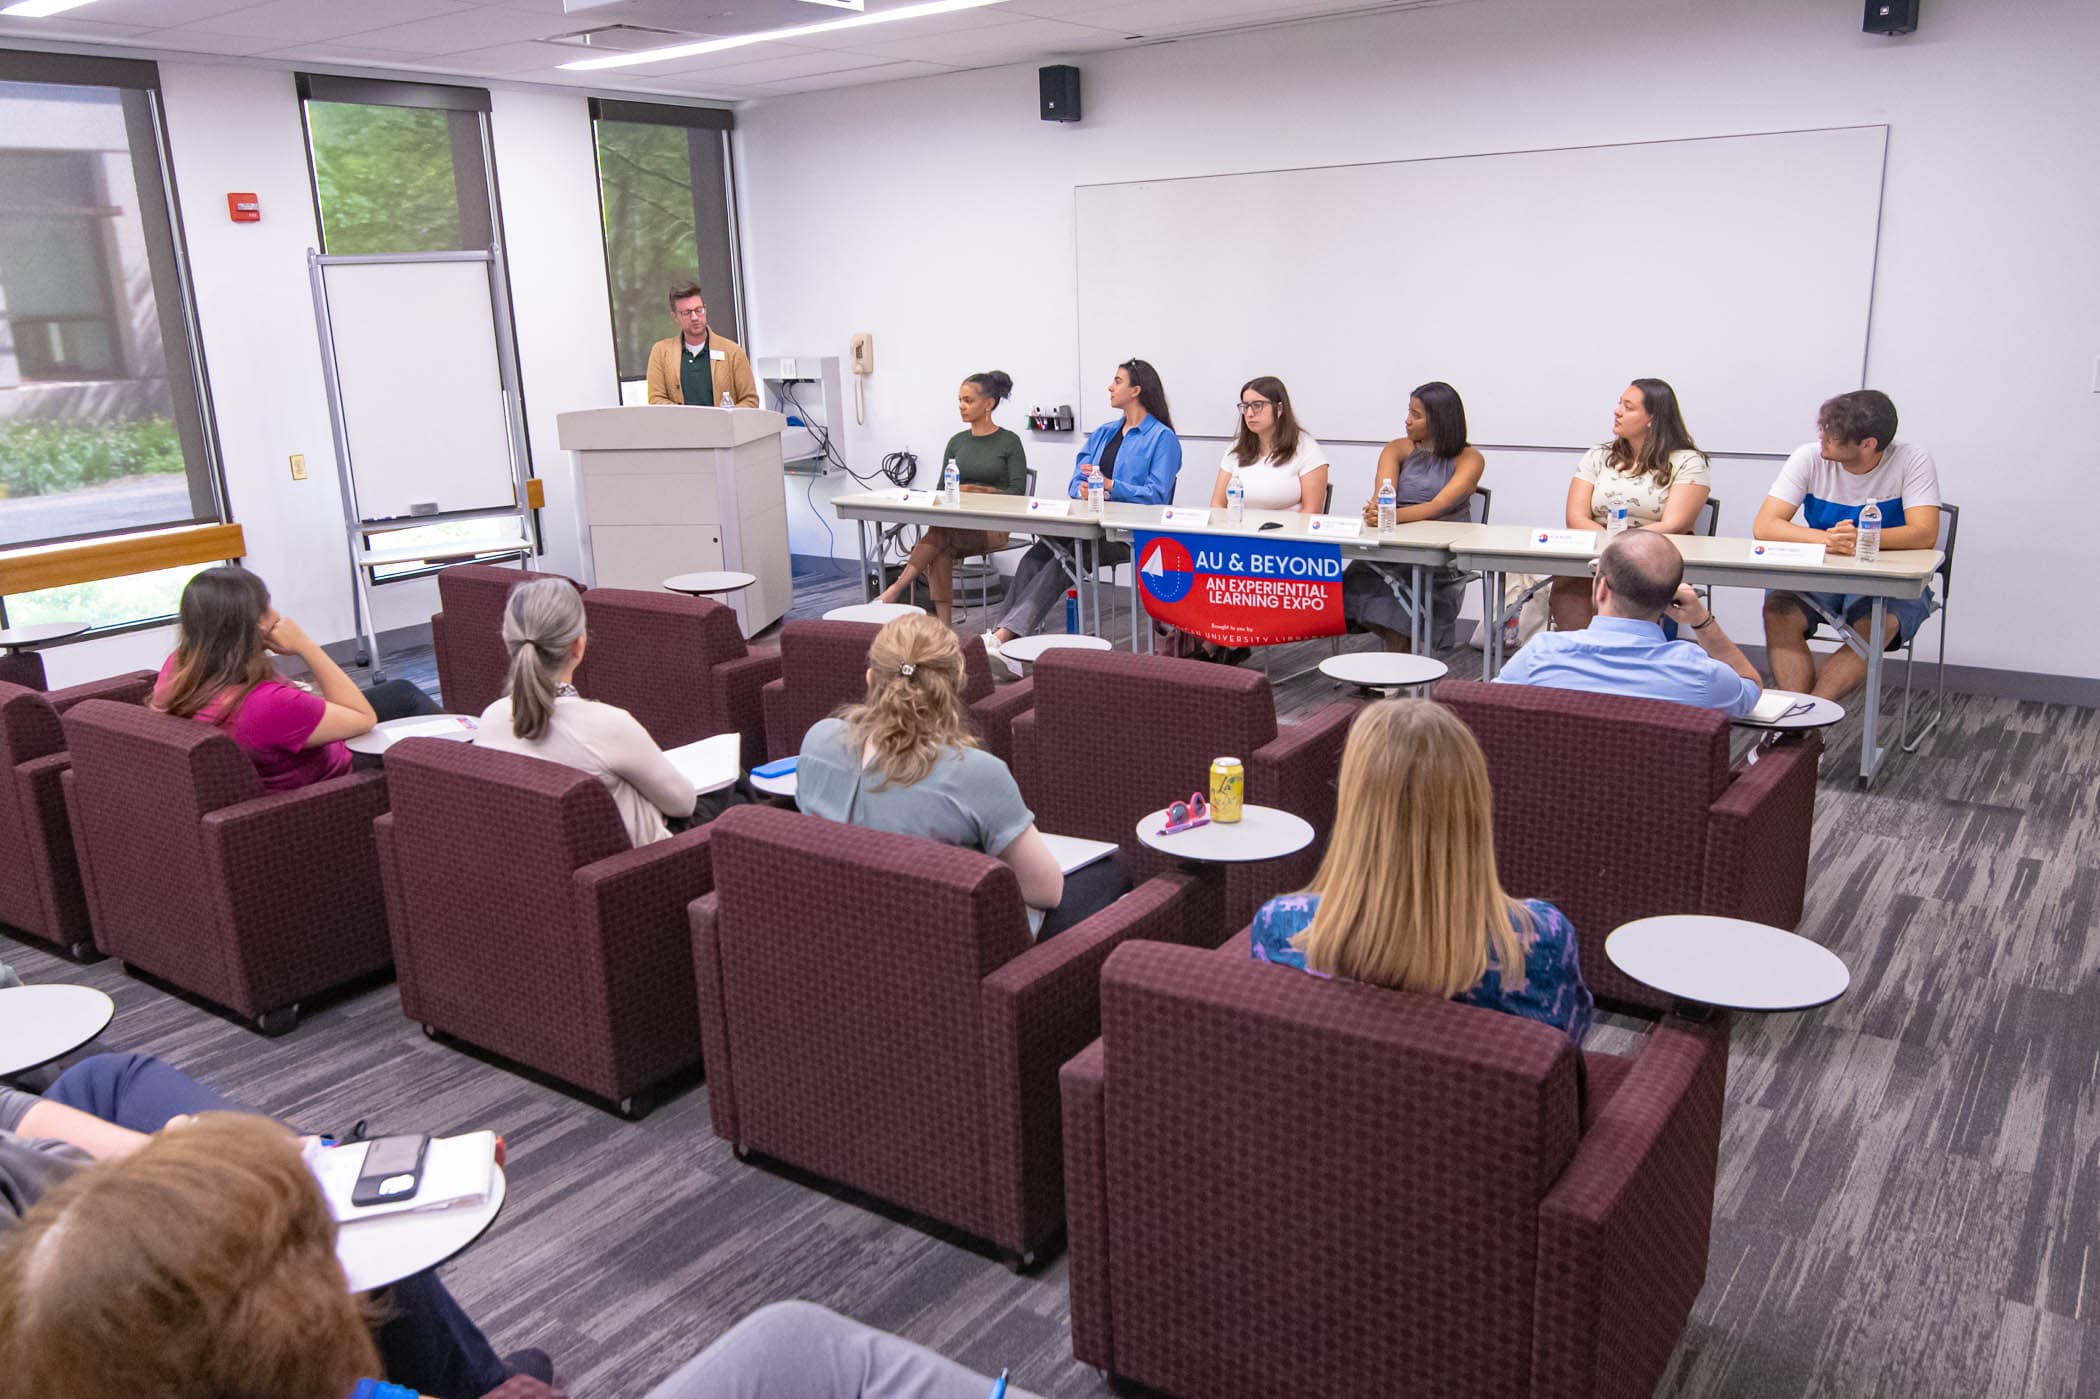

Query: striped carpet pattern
[{"left": 3, "top": 558, "right": 2092, "bottom": 1397}]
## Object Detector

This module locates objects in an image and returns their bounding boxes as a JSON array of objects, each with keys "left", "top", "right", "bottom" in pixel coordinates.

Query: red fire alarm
[{"left": 227, "top": 193, "right": 260, "bottom": 223}]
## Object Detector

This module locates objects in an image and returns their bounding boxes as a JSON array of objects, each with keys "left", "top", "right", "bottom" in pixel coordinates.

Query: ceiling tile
[
  {"left": 779, "top": 4, "right": 1041, "bottom": 50},
  {"left": 636, "top": 39, "right": 828, "bottom": 75},
  {"left": 749, "top": 58, "right": 954, "bottom": 92},
  {"left": 332, "top": 6, "right": 580, "bottom": 53},
  {"left": 841, "top": 14, "right": 1118, "bottom": 63},
  {"left": 686, "top": 47, "right": 901, "bottom": 83},
  {"left": 0, "top": 17, "right": 155, "bottom": 44},
  {"left": 126, "top": 27, "right": 289, "bottom": 55},
  {"left": 187, "top": 0, "right": 476, "bottom": 43},
  {"left": 435, "top": 38, "right": 581, "bottom": 71},
  {"left": 69, "top": 0, "right": 262, "bottom": 23}
]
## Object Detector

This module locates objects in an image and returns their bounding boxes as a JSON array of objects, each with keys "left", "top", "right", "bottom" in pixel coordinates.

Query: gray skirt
[{"left": 1341, "top": 560, "right": 1467, "bottom": 650}]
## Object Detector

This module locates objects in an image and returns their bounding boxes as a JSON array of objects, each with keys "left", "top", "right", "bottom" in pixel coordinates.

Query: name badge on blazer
[{"left": 710, "top": 349, "right": 726, "bottom": 360}]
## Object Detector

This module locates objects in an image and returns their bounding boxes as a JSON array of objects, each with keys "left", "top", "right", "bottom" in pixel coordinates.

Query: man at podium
[{"left": 646, "top": 279, "right": 759, "bottom": 408}]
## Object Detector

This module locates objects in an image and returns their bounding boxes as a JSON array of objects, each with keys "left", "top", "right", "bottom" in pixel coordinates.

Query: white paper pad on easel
[
  {"left": 308, "top": 1131, "right": 498, "bottom": 1222},
  {"left": 1043, "top": 834, "right": 1117, "bottom": 874},
  {"left": 664, "top": 733, "right": 741, "bottom": 794}
]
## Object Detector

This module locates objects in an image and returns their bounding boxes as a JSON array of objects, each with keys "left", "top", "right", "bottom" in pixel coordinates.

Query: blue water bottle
[{"left": 1064, "top": 587, "right": 1079, "bottom": 634}]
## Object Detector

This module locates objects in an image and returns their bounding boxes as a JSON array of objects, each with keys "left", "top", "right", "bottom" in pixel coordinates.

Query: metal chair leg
[{"left": 1901, "top": 614, "right": 1947, "bottom": 753}]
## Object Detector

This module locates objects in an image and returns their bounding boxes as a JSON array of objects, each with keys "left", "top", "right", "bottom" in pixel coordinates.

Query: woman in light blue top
[
  {"left": 983, "top": 359, "right": 1182, "bottom": 669},
  {"left": 1248, "top": 699, "right": 1592, "bottom": 1044},
  {"left": 799, "top": 614, "right": 1128, "bottom": 939}
]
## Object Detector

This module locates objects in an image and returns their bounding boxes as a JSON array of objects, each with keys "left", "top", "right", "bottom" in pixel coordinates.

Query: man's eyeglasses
[{"left": 1236, "top": 399, "right": 1276, "bottom": 414}]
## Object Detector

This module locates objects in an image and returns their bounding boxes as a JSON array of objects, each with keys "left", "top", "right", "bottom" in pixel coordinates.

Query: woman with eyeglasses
[
  {"left": 1341, "top": 380, "right": 1485, "bottom": 652},
  {"left": 982, "top": 359, "right": 1182, "bottom": 672},
  {"left": 1248, "top": 699, "right": 1592, "bottom": 1044},
  {"left": 1207, "top": 376, "right": 1328, "bottom": 515},
  {"left": 800, "top": 614, "right": 1130, "bottom": 939},
  {"left": 1552, "top": 378, "right": 1711, "bottom": 632}
]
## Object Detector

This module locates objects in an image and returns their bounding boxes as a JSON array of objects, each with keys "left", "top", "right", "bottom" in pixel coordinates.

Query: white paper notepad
[
  {"left": 1042, "top": 834, "right": 1118, "bottom": 875},
  {"left": 308, "top": 1131, "right": 498, "bottom": 1223}
]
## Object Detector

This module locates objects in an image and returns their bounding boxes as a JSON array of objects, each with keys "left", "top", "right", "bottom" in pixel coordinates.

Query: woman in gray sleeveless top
[{"left": 1342, "top": 381, "right": 1486, "bottom": 651}]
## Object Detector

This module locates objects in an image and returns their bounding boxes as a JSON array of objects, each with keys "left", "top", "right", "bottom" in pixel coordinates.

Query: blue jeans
[{"left": 43, "top": 1054, "right": 508, "bottom": 1399}]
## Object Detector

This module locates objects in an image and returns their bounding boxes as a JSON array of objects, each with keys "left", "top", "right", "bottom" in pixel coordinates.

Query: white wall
[
  {"left": 738, "top": 0, "right": 2100, "bottom": 681},
  {"left": 45, "top": 67, "right": 619, "bottom": 686}
]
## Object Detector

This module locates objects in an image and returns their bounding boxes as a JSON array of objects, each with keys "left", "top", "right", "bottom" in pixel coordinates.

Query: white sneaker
[{"left": 981, "top": 630, "right": 1021, "bottom": 680}]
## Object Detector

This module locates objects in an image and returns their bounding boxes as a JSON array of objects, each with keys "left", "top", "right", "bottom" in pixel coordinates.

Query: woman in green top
[{"left": 877, "top": 370, "right": 1028, "bottom": 625}]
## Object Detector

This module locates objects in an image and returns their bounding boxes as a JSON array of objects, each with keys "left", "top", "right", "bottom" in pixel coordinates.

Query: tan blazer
[{"left": 646, "top": 330, "right": 759, "bottom": 407}]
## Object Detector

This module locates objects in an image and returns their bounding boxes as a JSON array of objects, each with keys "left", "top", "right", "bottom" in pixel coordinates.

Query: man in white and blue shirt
[
  {"left": 1496, "top": 530, "right": 1763, "bottom": 717},
  {"left": 1755, "top": 389, "right": 1942, "bottom": 700}
]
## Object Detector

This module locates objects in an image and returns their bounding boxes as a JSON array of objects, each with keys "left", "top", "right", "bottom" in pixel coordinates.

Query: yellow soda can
[{"left": 1209, "top": 757, "right": 1244, "bottom": 823}]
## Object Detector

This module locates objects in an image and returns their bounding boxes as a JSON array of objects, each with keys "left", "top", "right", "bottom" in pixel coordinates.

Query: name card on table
[
  {"left": 888, "top": 489, "right": 931, "bottom": 505},
  {"left": 1026, "top": 498, "right": 1072, "bottom": 517},
  {"left": 1528, "top": 530, "right": 1594, "bottom": 551},
  {"left": 1749, "top": 541, "right": 1828, "bottom": 565},
  {"left": 1307, "top": 515, "right": 1364, "bottom": 538},
  {"left": 1160, "top": 507, "right": 1211, "bottom": 527}
]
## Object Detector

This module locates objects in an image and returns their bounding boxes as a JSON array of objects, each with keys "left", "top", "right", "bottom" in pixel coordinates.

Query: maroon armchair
[
  {"left": 0, "top": 672, "right": 154, "bottom": 960},
  {"left": 376, "top": 737, "right": 710, "bottom": 1115},
  {"left": 690, "top": 803, "right": 1205, "bottom": 1262},
  {"left": 58, "top": 699, "right": 391, "bottom": 1033},
  {"left": 1010, "top": 649, "right": 1358, "bottom": 934},
  {"left": 1062, "top": 941, "right": 1728, "bottom": 1398},
  {"left": 579, "top": 588, "right": 780, "bottom": 767},
  {"left": 430, "top": 563, "right": 586, "bottom": 717},
  {"left": 0, "top": 651, "right": 47, "bottom": 691},
  {"left": 757, "top": 619, "right": 1030, "bottom": 764},
  {"left": 1437, "top": 679, "right": 1819, "bottom": 1013}
]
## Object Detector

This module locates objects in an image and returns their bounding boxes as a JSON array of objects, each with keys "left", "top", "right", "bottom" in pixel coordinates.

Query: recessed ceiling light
[
  {"left": 0, "top": 0, "right": 98, "bottom": 15},
  {"left": 559, "top": 0, "right": 1010, "bottom": 71}
]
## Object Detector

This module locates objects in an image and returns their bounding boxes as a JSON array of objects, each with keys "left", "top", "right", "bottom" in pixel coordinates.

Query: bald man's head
[{"left": 1595, "top": 530, "right": 1683, "bottom": 621}]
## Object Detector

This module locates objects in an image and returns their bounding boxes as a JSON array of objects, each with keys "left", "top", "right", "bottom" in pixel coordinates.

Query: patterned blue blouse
[{"left": 1248, "top": 893, "right": 1594, "bottom": 1044}]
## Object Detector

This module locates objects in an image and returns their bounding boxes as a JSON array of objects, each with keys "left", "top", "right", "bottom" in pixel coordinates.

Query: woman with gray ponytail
[
  {"left": 473, "top": 578, "right": 698, "bottom": 846},
  {"left": 795, "top": 614, "right": 1129, "bottom": 939}
]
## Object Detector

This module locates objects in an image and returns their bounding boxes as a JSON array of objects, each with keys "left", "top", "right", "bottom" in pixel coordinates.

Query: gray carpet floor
[{"left": 4, "top": 557, "right": 2092, "bottom": 1397}]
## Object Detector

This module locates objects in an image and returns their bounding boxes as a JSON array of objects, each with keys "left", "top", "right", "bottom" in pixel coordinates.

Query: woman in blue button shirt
[
  {"left": 982, "top": 359, "right": 1181, "bottom": 671},
  {"left": 1248, "top": 699, "right": 1593, "bottom": 1044}
]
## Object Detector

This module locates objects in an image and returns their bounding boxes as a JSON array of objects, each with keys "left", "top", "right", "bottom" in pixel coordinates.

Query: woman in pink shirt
[{"left": 153, "top": 567, "right": 436, "bottom": 792}]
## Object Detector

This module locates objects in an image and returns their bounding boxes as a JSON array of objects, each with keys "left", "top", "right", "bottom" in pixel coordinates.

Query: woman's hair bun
[{"left": 969, "top": 370, "right": 1014, "bottom": 403}]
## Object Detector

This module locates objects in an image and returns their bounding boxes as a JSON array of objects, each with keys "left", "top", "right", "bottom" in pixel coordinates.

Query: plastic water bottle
[
  {"left": 1377, "top": 480, "right": 1397, "bottom": 537},
  {"left": 1856, "top": 500, "right": 1882, "bottom": 562},
  {"left": 1064, "top": 587, "right": 1079, "bottom": 634},
  {"left": 1608, "top": 501, "right": 1630, "bottom": 533},
  {"left": 943, "top": 457, "right": 961, "bottom": 507},
  {"left": 719, "top": 392, "right": 733, "bottom": 409},
  {"left": 1227, "top": 472, "right": 1246, "bottom": 525},
  {"left": 1087, "top": 464, "right": 1106, "bottom": 513}
]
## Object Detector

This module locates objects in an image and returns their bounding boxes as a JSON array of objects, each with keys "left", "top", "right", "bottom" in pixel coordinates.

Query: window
[
  {"left": 0, "top": 51, "right": 227, "bottom": 633},
  {"left": 590, "top": 99, "right": 740, "bottom": 391}
]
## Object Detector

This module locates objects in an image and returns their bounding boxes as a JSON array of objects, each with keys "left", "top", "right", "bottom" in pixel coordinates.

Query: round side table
[
  {"left": 1733, "top": 691, "right": 1847, "bottom": 731},
  {"left": 1318, "top": 651, "right": 1449, "bottom": 694},
  {"left": 664, "top": 571, "right": 757, "bottom": 597},
  {"left": 822, "top": 602, "right": 925, "bottom": 624},
  {"left": 1135, "top": 804, "right": 1314, "bottom": 864},
  {"left": 0, "top": 984, "right": 116, "bottom": 1075},
  {"left": 998, "top": 634, "right": 1112, "bottom": 670},
  {"left": 1605, "top": 915, "right": 1850, "bottom": 1016}
]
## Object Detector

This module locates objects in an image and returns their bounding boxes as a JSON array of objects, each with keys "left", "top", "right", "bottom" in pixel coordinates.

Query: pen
[{"left": 988, "top": 1368, "right": 1009, "bottom": 1398}]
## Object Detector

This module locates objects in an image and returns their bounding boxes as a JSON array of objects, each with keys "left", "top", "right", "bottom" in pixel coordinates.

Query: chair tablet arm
[
  {"left": 1060, "top": 1037, "right": 1114, "bottom": 1370},
  {"left": 1704, "top": 731, "right": 1821, "bottom": 929},
  {"left": 969, "top": 678, "right": 1035, "bottom": 765},
  {"left": 1533, "top": 1014, "right": 1730, "bottom": 1398},
  {"left": 46, "top": 671, "right": 156, "bottom": 713},
  {"left": 689, "top": 891, "right": 738, "bottom": 1142},
  {"left": 979, "top": 871, "right": 1203, "bottom": 1252}
]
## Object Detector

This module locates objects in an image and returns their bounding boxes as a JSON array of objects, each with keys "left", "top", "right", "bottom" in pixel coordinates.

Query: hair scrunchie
[{"left": 898, "top": 663, "right": 916, "bottom": 677}]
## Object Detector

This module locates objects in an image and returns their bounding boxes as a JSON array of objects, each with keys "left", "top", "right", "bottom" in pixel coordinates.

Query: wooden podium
[{"left": 556, "top": 406, "right": 793, "bottom": 637}]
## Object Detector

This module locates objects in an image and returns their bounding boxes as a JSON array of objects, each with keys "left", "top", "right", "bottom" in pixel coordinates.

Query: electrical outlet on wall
[{"left": 289, "top": 452, "right": 307, "bottom": 481}]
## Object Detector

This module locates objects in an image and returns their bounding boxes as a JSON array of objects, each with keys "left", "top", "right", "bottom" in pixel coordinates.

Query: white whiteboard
[
  {"left": 321, "top": 259, "right": 516, "bottom": 521},
  {"left": 1075, "top": 126, "right": 1887, "bottom": 456}
]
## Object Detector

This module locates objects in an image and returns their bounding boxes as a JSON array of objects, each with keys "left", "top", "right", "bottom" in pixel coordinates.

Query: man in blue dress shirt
[{"left": 1496, "top": 530, "right": 1762, "bottom": 716}]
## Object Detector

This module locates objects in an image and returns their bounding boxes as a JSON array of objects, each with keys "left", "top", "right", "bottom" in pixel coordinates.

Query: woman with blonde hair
[
  {"left": 474, "top": 577, "right": 699, "bottom": 846},
  {"left": 1248, "top": 700, "right": 1591, "bottom": 1041},
  {"left": 797, "top": 613, "right": 1128, "bottom": 939}
]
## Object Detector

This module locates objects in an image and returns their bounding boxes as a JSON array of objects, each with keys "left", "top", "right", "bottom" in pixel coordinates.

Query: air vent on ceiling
[{"left": 547, "top": 24, "right": 696, "bottom": 53}]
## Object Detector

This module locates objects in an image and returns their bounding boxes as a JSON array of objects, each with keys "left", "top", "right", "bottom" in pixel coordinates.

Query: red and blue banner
[{"left": 1132, "top": 531, "right": 1346, "bottom": 647}]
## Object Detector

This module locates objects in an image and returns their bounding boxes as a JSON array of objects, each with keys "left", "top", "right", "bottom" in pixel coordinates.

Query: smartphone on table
[{"left": 350, "top": 1133, "right": 431, "bottom": 1207}]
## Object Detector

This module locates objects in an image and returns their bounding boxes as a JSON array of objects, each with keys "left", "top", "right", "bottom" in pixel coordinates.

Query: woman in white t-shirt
[
  {"left": 475, "top": 578, "right": 698, "bottom": 847},
  {"left": 1207, "top": 376, "right": 1329, "bottom": 514},
  {"left": 1552, "top": 378, "right": 1712, "bottom": 631}
]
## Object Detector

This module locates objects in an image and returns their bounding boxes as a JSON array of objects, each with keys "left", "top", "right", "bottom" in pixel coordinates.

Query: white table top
[
  {"left": 336, "top": 1165, "right": 507, "bottom": 1294},
  {"left": 1606, "top": 914, "right": 1851, "bottom": 1011},
  {"left": 1734, "top": 691, "right": 1848, "bottom": 730},
  {"left": 345, "top": 714, "right": 480, "bottom": 756},
  {"left": 1319, "top": 651, "right": 1449, "bottom": 689},
  {"left": 830, "top": 490, "right": 1108, "bottom": 540},
  {"left": 1135, "top": 803, "right": 1314, "bottom": 864},
  {"left": 0, "top": 984, "right": 115, "bottom": 1075},
  {"left": 749, "top": 768, "right": 798, "bottom": 798},
  {"left": 664, "top": 570, "right": 757, "bottom": 595},
  {"left": 999, "top": 633, "right": 1113, "bottom": 664},
  {"left": 0, "top": 621, "right": 90, "bottom": 650},
  {"left": 822, "top": 601, "right": 925, "bottom": 624}
]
